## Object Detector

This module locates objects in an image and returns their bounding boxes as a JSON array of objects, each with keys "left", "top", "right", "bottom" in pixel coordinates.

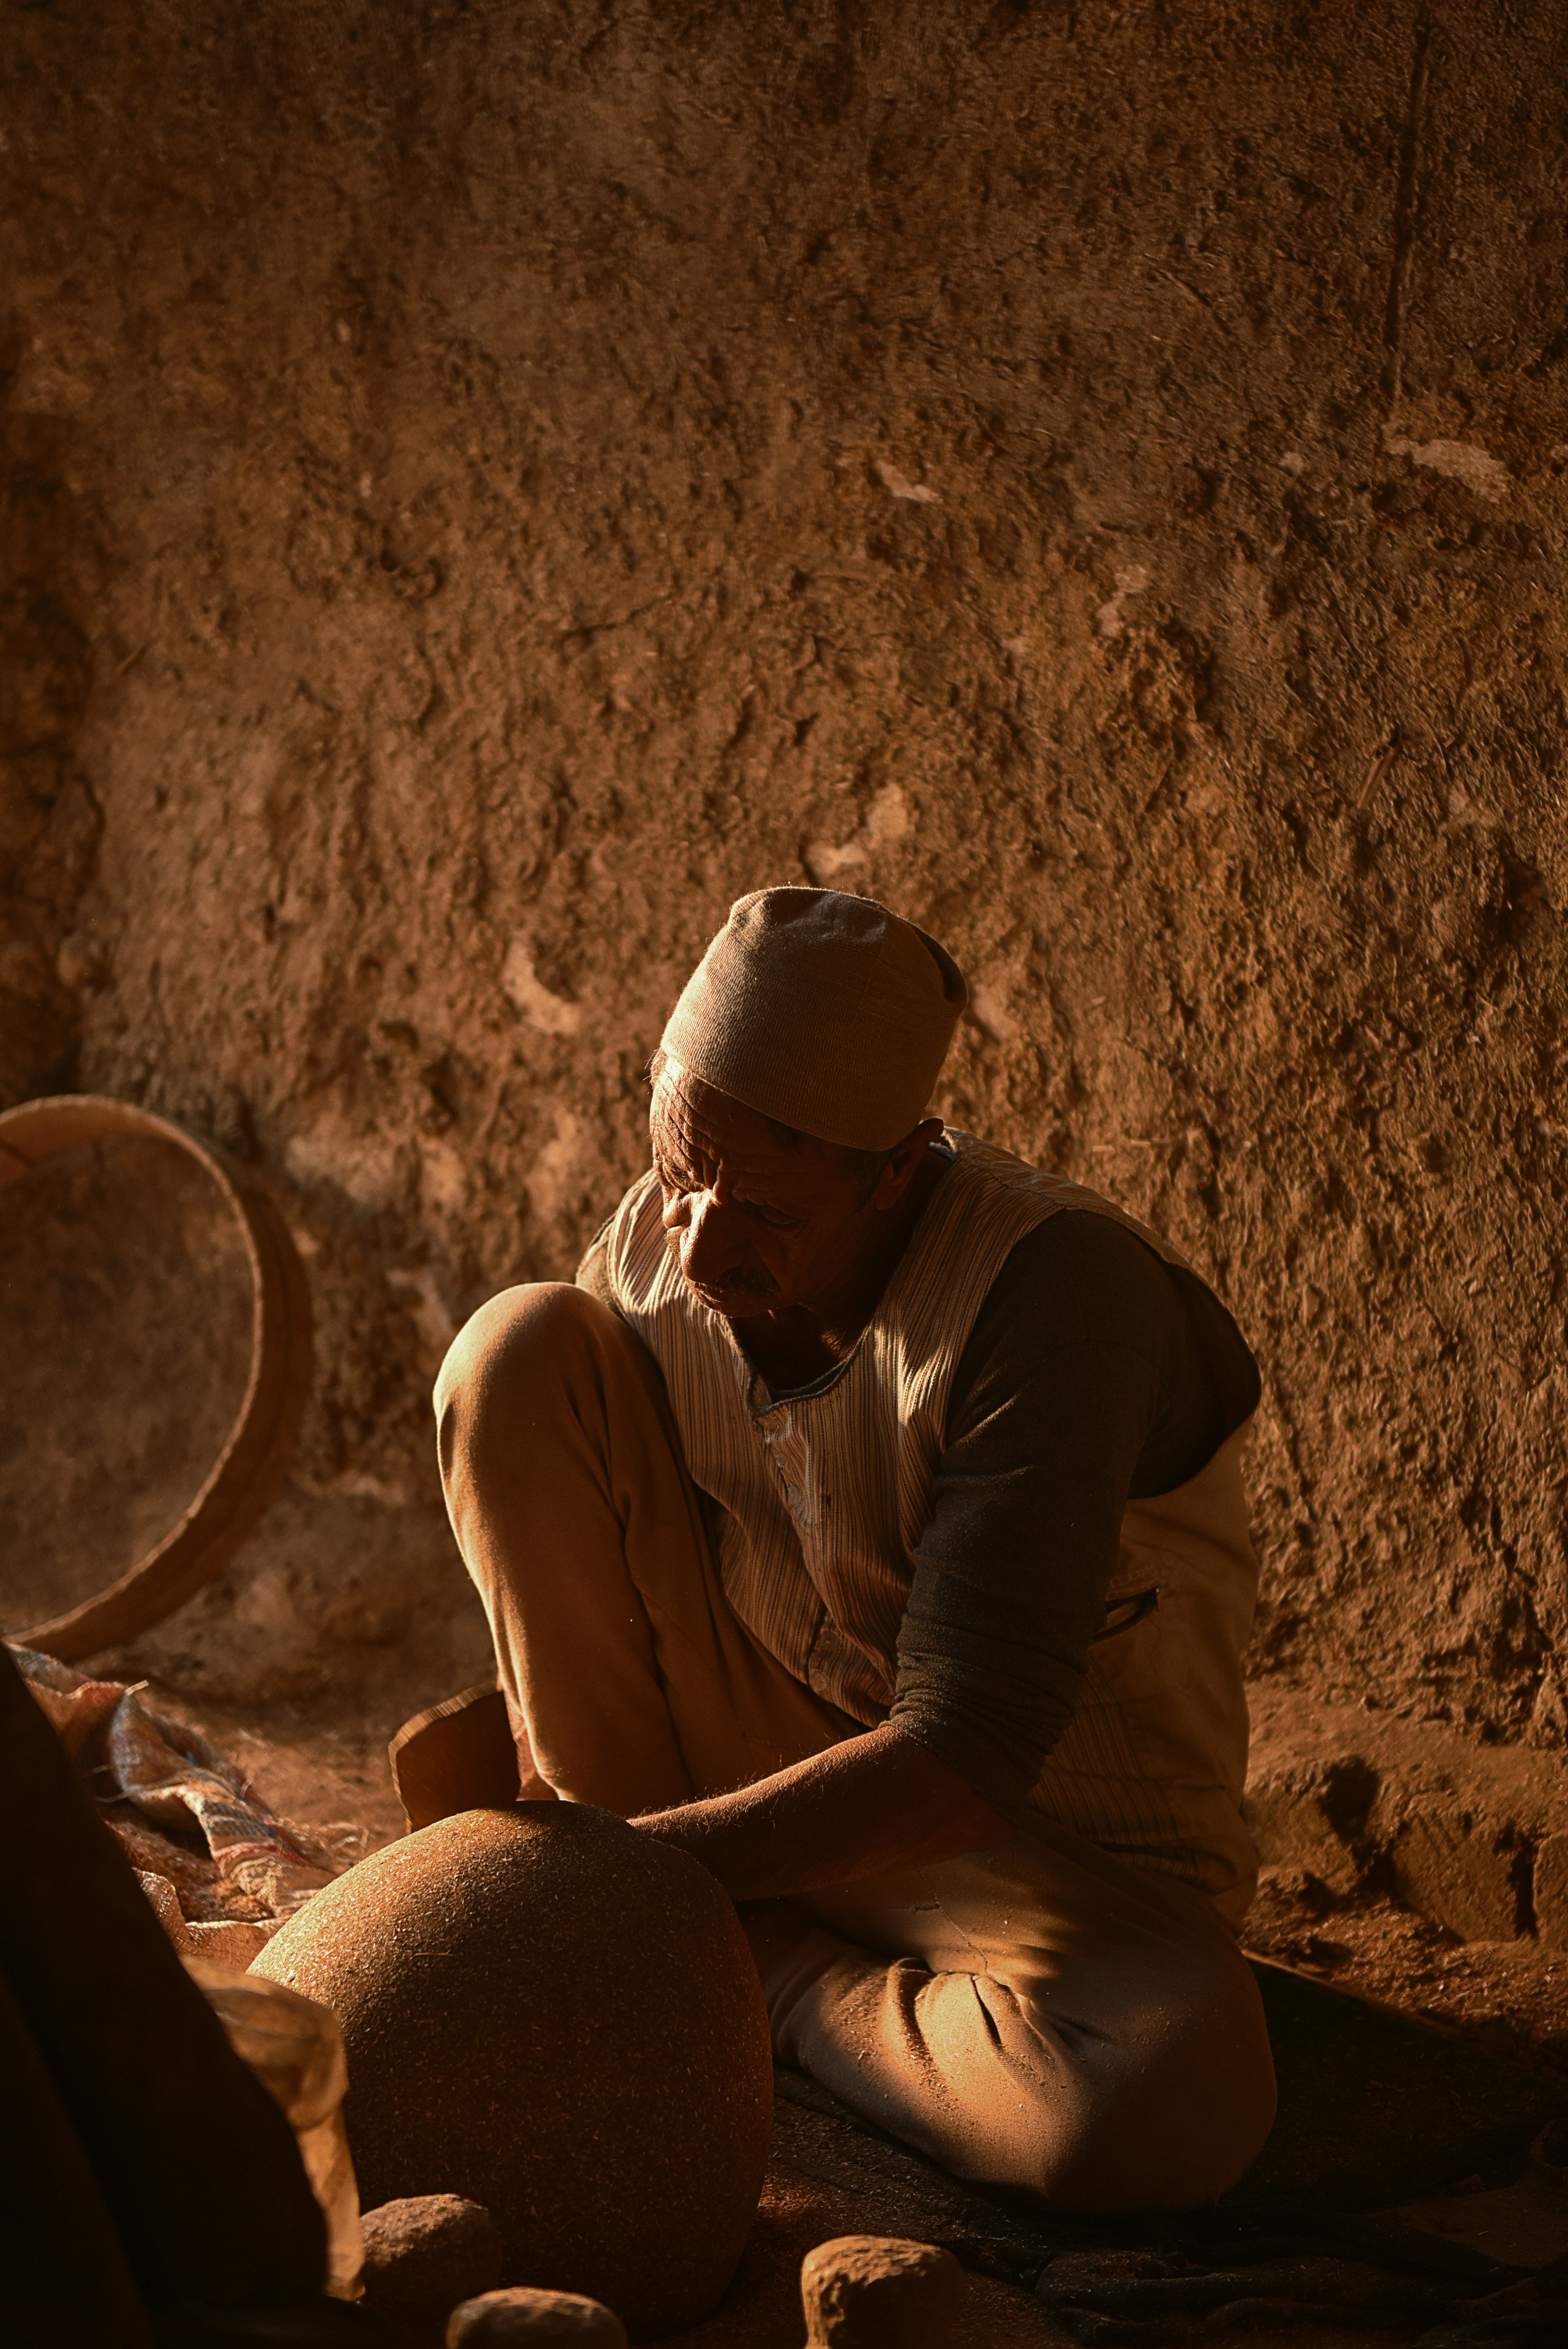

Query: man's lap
[{"left": 761, "top": 1815, "right": 1275, "bottom": 2207}]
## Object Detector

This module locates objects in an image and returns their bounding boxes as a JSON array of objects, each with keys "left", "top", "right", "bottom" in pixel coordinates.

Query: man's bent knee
[
  {"left": 434, "top": 1281, "right": 611, "bottom": 1476},
  {"left": 933, "top": 1949, "right": 1274, "bottom": 2211},
  {"left": 1017, "top": 1998, "right": 1276, "bottom": 2215}
]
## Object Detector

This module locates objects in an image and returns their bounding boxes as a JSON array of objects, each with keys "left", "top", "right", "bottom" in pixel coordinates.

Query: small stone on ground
[
  {"left": 445, "top": 2288, "right": 628, "bottom": 2346},
  {"left": 802, "top": 2234, "right": 965, "bottom": 2345},
  {"left": 361, "top": 2193, "right": 503, "bottom": 2317}
]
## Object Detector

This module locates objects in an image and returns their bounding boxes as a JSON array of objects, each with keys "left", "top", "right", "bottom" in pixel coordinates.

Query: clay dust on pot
[{"left": 251, "top": 1803, "right": 773, "bottom": 2340}]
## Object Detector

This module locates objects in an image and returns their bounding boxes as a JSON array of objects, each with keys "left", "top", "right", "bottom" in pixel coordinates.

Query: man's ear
[{"left": 873, "top": 1117, "right": 946, "bottom": 1208}]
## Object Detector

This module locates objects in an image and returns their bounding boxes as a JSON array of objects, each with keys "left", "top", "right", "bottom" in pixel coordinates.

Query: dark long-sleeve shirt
[{"left": 886, "top": 1209, "right": 1258, "bottom": 1816}]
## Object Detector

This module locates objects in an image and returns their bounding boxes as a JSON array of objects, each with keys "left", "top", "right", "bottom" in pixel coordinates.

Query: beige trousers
[{"left": 434, "top": 1282, "right": 1277, "bottom": 2213}]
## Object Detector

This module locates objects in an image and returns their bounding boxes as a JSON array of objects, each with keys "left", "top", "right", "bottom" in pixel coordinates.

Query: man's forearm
[{"left": 630, "top": 1720, "right": 1009, "bottom": 1898}]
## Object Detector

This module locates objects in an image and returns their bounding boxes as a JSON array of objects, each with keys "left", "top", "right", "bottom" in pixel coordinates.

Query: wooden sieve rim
[{"left": 0, "top": 1094, "right": 313, "bottom": 1661}]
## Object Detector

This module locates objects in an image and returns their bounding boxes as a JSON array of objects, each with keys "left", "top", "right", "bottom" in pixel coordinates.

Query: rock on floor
[{"left": 361, "top": 2193, "right": 504, "bottom": 2319}]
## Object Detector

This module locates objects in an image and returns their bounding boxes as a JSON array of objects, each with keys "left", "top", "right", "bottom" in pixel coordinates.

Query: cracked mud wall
[{"left": 4, "top": 0, "right": 1568, "bottom": 1739}]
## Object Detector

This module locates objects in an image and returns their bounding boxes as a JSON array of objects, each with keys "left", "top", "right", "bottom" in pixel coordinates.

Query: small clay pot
[{"left": 251, "top": 1805, "right": 772, "bottom": 2340}]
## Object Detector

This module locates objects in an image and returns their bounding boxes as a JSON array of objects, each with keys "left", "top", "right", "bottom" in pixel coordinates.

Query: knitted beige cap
[{"left": 660, "top": 888, "right": 968, "bottom": 1150}]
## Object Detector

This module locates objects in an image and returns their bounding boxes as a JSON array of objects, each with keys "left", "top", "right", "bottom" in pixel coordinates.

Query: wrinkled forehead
[{"left": 650, "top": 1059, "right": 834, "bottom": 1202}]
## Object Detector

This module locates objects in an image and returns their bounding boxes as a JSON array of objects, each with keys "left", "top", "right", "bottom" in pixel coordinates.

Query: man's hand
[{"left": 630, "top": 1721, "right": 1010, "bottom": 1899}]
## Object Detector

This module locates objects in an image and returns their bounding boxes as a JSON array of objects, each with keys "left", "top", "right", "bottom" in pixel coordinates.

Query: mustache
[{"left": 689, "top": 1266, "right": 781, "bottom": 1303}]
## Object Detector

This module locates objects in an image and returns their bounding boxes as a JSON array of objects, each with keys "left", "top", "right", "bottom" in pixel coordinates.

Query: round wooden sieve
[{"left": 0, "top": 1094, "right": 312, "bottom": 1661}]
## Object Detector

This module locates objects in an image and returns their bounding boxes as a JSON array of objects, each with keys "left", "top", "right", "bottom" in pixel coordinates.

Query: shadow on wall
[
  {"left": 0, "top": 395, "right": 101, "bottom": 1103},
  {"left": 1246, "top": 1687, "right": 1568, "bottom": 1949}
]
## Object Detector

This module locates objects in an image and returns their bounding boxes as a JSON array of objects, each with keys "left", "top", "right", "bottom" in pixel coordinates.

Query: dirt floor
[{"left": 1245, "top": 1870, "right": 1568, "bottom": 2076}]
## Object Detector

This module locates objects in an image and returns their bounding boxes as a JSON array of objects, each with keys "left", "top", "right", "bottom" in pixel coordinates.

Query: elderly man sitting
[{"left": 432, "top": 887, "right": 1275, "bottom": 2212}]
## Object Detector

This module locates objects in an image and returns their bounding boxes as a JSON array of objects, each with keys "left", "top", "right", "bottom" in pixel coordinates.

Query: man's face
[{"left": 649, "top": 1059, "right": 888, "bottom": 1320}]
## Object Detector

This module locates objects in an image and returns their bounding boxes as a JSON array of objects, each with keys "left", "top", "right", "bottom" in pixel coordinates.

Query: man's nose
[{"left": 677, "top": 1190, "right": 743, "bottom": 1283}]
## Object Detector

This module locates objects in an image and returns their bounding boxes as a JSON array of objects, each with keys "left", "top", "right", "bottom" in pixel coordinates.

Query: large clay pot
[{"left": 251, "top": 1804, "right": 772, "bottom": 2339}]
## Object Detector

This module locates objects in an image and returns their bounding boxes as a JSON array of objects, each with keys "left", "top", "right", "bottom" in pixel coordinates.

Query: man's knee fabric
[
  {"left": 435, "top": 1285, "right": 1276, "bottom": 2209},
  {"left": 763, "top": 1829, "right": 1275, "bottom": 2211}
]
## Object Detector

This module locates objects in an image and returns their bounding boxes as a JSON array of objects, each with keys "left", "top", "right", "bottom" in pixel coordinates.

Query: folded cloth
[
  {"left": 106, "top": 1684, "right": 336, "bottom": 1916},
  {"left": 8, "top": 1644, "right": 346, "bottom": 1937}
]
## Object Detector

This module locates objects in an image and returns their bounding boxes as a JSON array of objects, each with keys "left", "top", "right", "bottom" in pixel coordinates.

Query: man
[{"left": 433, "top": 887, "right": 1276, "bottom": 2212}]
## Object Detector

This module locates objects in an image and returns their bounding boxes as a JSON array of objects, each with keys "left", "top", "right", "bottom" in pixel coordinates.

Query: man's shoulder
[
  {"left": 940, "top": 1132, "right": 1190, "bottom": 1268},
  {"left": 961, "top": 1205, "right": 1259, "bottom": 1429},
  {"left": 574, "top": 1217, "right": 618, "bottom": 1306},
  {"left": 974, "top": 1208, "right": 1181, "bottom": 1342},
  {"left": 590, "top": 1164, "right": 673, "bottom": 1316}
]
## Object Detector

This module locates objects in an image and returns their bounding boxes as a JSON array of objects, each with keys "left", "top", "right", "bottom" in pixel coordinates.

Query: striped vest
[{"left": 605, "top": 1131, "right": 1260, "bottom": 1920}]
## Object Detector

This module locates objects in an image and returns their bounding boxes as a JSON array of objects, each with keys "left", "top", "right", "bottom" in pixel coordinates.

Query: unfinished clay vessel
[{"left": 251, "top": 1804, "right": 771, "bottom": 2339}]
